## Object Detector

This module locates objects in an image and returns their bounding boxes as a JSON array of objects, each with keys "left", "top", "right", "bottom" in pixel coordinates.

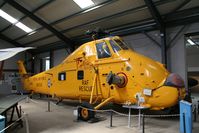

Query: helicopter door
[
  {"left": 77, "top": 56, "right": 96, "bottom": 99},
  {"left": 95, "top": 42, "right": 113, "bottom": 98}
]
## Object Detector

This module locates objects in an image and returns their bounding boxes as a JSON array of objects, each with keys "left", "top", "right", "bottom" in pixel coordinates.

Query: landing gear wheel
[{"left": 78, "top": 102, "right": 95, "bottom": 121}]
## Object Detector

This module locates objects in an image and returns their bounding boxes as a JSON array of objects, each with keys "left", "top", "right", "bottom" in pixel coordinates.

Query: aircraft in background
[
  {"left": 17, "top": 36, "right": 186, "bottom": 121},
  {"left": 0, "top": 47, "right": 34, "bottom": 62},
  {"left": 0, "top": 47, "right": 33, "bottom": 80}
]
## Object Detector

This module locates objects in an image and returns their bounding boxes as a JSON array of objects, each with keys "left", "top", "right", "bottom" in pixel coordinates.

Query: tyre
[{"left": 78, "top": 102, "right": 95, "bottom": 121}]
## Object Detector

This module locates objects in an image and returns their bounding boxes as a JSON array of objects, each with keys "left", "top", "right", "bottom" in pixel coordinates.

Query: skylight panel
[
  {"left": 0, "top": 9, "right": 33, "bottom": 33},
  {"left": 73, "top": 0, "right": 94, "bottom": 9}
]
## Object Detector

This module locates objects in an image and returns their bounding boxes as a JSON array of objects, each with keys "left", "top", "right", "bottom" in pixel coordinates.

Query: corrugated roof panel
[
  {"left": 35, "top": 0, "right": 82, "bottom": 23},
  {"left": 180, "top": 0, "right": 199, "bottom": 11},
  {"left": 0, "top": 0, "right": 4, "bottom": 6},
  {"left": 64, "top": 9, "right": 151, "bottom": 37},
  {"left": 156, "top": 0, "right": 183, "bottom": 15},
  {"left": 2, "top": 26, "right": 26, "bottom": 39},
  {"left": 53, "top": 0, "right": 145, "bottom": 30},
  {"left": 15, "top": 0, "right": 49, "bottom": 11},
  {"left": 0, "top": 18, "right": 11, "bottom": 30},
  {"left": 28, "top": 36, "right": 60, "bottom": 47},
  {"left": 20, "top": 17, "right": 41, "bottom": 30},
  {"left": 17, "top": 29, "right": 52, "bottom": 44}
]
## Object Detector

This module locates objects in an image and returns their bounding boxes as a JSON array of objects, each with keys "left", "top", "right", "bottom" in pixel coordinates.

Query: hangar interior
[{"left": 0, "top": 0, "right": 199, "bottom": 133}]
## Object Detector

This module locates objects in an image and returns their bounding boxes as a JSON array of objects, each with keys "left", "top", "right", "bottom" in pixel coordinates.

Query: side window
[
  {"left": 96, "top": 42, "right": 111, "bottom": 59},
  {"left": 114, "top": 39, "right": 129, "bottom": 50},
  {"left": 58, "top": 72, "right": 66, "bottom": 81},
  {"left": 77, "top": 70, "right": 84, "bottom": 80},
  {"left": 109, "top": 40, "right": 121, "bottom": 53}
]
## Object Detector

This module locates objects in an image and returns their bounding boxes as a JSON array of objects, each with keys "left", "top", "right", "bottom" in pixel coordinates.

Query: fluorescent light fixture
[
  {"left": 15, "top": 22, "right": 33, "bottom": 33},
  {"left": 187, "top": 39, "right": 195, "bottom": 45},
  {"left": 0, "top": 9, "right": 33, "bottom": 33},
  {"left": 73, "top": 0, "right": 94, "bottom": 9}
]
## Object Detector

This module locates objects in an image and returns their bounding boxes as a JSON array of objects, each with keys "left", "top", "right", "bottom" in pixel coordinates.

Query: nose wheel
[{"left": 78, "top": 102, "right": 95, "bottom": 121}]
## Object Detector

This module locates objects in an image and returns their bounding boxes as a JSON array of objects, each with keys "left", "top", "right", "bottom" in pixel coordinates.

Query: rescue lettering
[{"left": 79, "top": 86, "right": 92, "bottom": 92}]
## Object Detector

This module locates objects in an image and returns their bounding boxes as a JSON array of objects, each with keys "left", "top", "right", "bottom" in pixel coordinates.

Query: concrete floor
[{"left": 7, "top": 97, "right": 199, "bottom": 133}]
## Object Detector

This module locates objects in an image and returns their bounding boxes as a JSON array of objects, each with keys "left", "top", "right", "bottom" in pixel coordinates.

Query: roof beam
[
  {"left": 13, "top": 0, "right": 118, "bottom": 41},
  {"left": 165, "top": 6, "right": 199, "bottom": 26},
  {"left": 6, "top": 0, "right": 74, "bottom": 50},
  {"left": 167, "top": 25, "right": 187, "bottom": 49},
  {"left": 32, "top": 19, "right": 157, "bottom": 53},
  {"left": 144, "top": 0, "right": 164, "bottom": 27},
  {"left": 24, "top": 5, "right": 147, "bottom": 45},
  {"left": 169, "top": 0, "right": 191, "bottom": 13},
  {"left": 30, "top": 4, "right": 199, "bottom": 53},
  {"left": 25, "top": 0, "right": 173, "bottom": 46},
  {"left": 0, "top": 0, "right": 56, "bottom": 33},
  {"left": 14, "top": 0, "right": 174, "bottom": 43},
  {"left": 0, "top": 33, "right": 24, "bottom": 47}
]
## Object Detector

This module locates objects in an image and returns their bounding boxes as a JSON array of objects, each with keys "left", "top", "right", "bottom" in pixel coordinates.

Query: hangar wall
[
  {"left": 33, "top": 49, "right": 69, "bottom": 74},
  {"left": 123, "top": 30, "right": 161, "bottom": 62},
  {"left": 53, "top": 49, "right": 69, "bottom": 66},
  {"left": 33, "top": 52, "right": 49, "bottom": 74},
  {"left": 167, "top": 22, "right": 199, "bottom": 85}
]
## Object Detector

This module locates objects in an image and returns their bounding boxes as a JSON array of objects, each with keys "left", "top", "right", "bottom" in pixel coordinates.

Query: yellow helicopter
[{"left": 17, "top": 33, "right": 186, "bottom": 121}]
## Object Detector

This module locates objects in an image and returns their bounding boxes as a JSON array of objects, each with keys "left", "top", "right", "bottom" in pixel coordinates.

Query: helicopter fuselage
[{"left": 18, "top": 36, "right": 186, "bottom": 110}]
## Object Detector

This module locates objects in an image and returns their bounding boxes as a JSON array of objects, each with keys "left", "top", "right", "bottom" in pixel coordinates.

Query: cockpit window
[
  {"left": 109, "top": 40, "right": 121, "bottom": 53},
  {"left": 96, "top": 42, "right": 111, "bottom": 59},
  {"left": 114, "top": 39, "right": 129, "bottom": 50}
]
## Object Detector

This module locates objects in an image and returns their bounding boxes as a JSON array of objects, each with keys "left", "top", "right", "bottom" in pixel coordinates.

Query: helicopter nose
[{"left": 164, "top": 73, "right": 185, "bottom": 88}]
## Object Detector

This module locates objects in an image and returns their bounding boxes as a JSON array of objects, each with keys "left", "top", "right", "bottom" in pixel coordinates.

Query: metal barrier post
[
  {"left": 128, "top": 108, "right": 131, "bottom": 128},
  {"left": 26, "top": 96, "right": 30, "bottom": 103},
  {"left": 47, "top": 95, "right": 51, "bottom": 112},
  {"left": 142, "top": 114, "right": 145, "bottom": 133},
  {"left": 24, "top": 113, "right": 30, "bottom": 133},
  {"left": 138, "top": 109, "right": 141, "bottom": 128},
  {"left": 194, "top": 105, "right": 197, "bottom": 122},
  {"left": 109, "top": 111, "right": 113, "bottom": 128}
]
